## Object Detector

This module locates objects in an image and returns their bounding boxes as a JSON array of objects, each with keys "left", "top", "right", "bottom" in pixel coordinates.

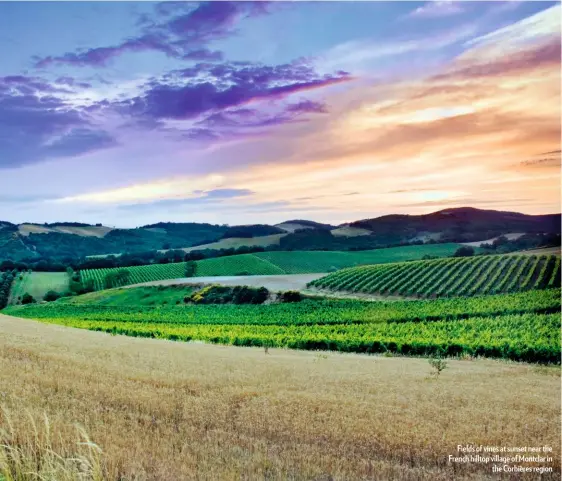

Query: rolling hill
[{"left": 1, "top": 207, "right": 560, "bottom": 262}]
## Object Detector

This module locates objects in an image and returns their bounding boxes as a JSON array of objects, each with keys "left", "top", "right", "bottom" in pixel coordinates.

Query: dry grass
[
  {"left": 331, "top": 226, "right": 372, "bottom": 237},
  {"left": 0, "top": 314, "right": 560, "bottom": 481},
  {"left": 18, "top": 224, "right": 112, "bottom": 238},
  {"left": 167, "top": 233, "right": 287, "bottom": 254}
]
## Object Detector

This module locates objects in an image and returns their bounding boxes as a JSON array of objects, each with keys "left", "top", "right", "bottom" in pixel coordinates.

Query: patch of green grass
[
  {"left": 256, "top": 243, "right": 465, "bottom": 274},
  {"left": 194, "top": 254, "right": 285, "bottom": 276},
  {"left": 67, "top": 285, "right": 197, "bottom": 307},
  {"left": 9, "top": 272, "right": 69, "bottom": 304}
]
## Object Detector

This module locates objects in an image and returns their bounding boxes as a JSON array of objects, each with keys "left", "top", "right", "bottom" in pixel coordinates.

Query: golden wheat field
[{"left": 0, "top": 313, "right": 560, "bottom": 481}]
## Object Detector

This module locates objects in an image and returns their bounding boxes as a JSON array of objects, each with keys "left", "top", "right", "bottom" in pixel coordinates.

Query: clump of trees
[
  {"left": 480, "top": 233, "right": 561, "bottom": 254},
  {"left": 278, "top": 291, "right": 302, "bottom": 303},
  {"left": 0, "top": 270, "right": 15, "bottom": 309},
  {"left": 454, "top": 246, "right": 475, "bottom": 257}
]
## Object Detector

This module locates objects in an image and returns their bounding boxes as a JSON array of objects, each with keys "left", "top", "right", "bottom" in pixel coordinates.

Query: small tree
[
  {"left": 184, "top": 261, "right": 196, "bottom": 278},
  {"left": 454, "top": 246, "right": 474, "bottom": 257},
  {"left": 21, "top": 293, "right": 35, "bottom": 305},
  {"left": 428, "top": 357, "right": 448, "bottom": 377}
]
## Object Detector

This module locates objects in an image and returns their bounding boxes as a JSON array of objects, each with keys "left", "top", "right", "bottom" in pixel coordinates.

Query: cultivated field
[
  {"left": 310, "top": 254, "right": 560, "bottom": 298},
  {"left": 18, "top": 223, "right": 112, "bottom": 237},
  {"left": 0, "top": 313, "right": 559, "bottom": 481},
  {"left": 81, "top": 244, "right": 465, "bottom": 290},
  {"left": 8, "top": 271, "right": 69, "bottom": 304},
  {"left": 6, "top": 288, "right": 560, "bottom": 362},
  {"left": 159, "top": 233, "right": 287, "bottom": 254},
  {"left": 331, "top": 226, "right": 372, "bottom": 237}
]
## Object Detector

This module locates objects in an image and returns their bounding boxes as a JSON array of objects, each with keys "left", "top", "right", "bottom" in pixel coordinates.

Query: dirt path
[{"left": 124, "top": 273, "right": 327, "bottom": 291}]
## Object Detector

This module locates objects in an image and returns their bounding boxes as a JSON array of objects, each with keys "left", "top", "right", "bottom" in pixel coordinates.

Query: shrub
[
  {"left": 428, "top": 357, "right": 448, "bottom": 377},
  {"left": 187, "top": 285, "right": 269, "bottom": 305},
  {"left": 43, "top": 290, "right": 61, "bottom": 302},
  {"left": 279, "top": 290, "right": 302, "bottom": 303},
  {"left": 21, "top": 293, "right": 35, "bottom": 304},
  {"left": 454, "top": 246, "right": 475, "bottom": 257}
]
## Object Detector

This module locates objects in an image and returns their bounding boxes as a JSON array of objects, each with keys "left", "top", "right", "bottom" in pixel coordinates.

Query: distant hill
[
  {"left": 1, "top": 207, "right": 559, "bottom": 262},
  {"left": 349, "top": 208, "right": 561, "bottom": 243}
]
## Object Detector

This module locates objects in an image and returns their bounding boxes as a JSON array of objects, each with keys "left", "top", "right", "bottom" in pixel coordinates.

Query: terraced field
[{"left": 310, "top": 254, "right": 560, "bottom": 298}]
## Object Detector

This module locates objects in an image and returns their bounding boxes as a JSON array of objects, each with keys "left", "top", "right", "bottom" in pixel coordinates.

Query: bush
[
  {"left": 43, "top": 290, "right": 61, "bottom": 302},
  {"left": 21, "top": 293, "right": 35, "bottom": 304},
  {"left": 187, "top": 285, "right": 270, "bottom": 305},
  {"left": 279, "top": 290, "right": 302, "bottom": 303},
  {"left": 454, "top": 246, "right": 474, "bottom": 257}
]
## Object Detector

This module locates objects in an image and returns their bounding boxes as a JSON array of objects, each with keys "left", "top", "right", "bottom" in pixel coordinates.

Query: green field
[
  {"left": 8, "top": 272, "right": 69, "bottom": 304},
  {"left": 310, "top": 254, "right": 561, "bottom": 298},
  {"left": 4, "top": 288, "right": 560, "bottom": 363},
  {"left": 81, "top": 243, "right": 465, "bottom": 290},
  {"left": 195, "top": 254, "right": 285, "bottom": 276}
]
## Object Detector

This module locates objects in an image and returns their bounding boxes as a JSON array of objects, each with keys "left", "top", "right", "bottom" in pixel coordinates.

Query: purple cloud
[
  {"left": 287, "top": 100, "right": 328, "bottom": 114},
  {"left": 34, "top": 2, "right": 272, "bottom": 68},
  {"left": 0, "top": 75, "right": 71, "bottom": 94},
  {"left": 0, "top": 76, "right": 116, "bottom": 168},
  {"left": 120, "top": 61, "right": 349, "bottom": 122}
]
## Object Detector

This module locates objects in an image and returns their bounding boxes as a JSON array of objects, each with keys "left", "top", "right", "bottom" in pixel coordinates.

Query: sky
[{"left": 0, "top": 1, "right": 560, "bottom": 228}]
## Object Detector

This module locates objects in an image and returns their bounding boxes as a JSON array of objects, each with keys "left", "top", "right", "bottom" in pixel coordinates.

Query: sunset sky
[{"left": 0, "top": 1, "right": 560, "bottom": 227}]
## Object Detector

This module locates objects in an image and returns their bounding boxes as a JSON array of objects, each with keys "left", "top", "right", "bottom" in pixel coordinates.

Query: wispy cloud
[
  {"left": 35, "top": 2, "right": 274, "bottom": 68},
  {"left": 408, "top": 1, "right": 465, "bottom": 18}
]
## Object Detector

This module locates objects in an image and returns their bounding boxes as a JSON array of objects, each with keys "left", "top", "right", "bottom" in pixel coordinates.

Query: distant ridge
[{"left": 349, "top": 207, "right": 561, "bottom": 238}]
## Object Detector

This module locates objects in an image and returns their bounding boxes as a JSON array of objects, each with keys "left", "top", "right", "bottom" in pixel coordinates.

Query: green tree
[
  {"left": 454, "top": 246, "right": 475, "bottom": 257},
  {"left": 184, "top": 261, "right": 196, "bottom": 278},
  {"left": 43, "top": 290, "right": 61, "bottom": 302},
  {"left": 21, "top": 293, "right": 35, "bottom": 304}
]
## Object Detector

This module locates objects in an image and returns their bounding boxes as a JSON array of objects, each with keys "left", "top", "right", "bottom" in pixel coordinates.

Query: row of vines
[{"left": 310, "top": 255, "right": 560, "bottom": 298}]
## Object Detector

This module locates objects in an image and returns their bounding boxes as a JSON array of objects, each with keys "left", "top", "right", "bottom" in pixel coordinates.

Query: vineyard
[
  {"left": 81, "top": 243, "right": 465, "bottom": 290},
  {"left": 309, "top": 254, "right": 561, "bottom": 298},
  {"left": 4, "top": 288, "right": 560, "bottom": 363}
]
